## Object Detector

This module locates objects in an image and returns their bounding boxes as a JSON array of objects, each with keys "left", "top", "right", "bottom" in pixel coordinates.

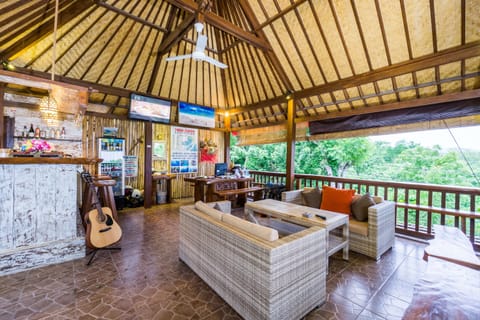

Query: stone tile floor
[{"left": 0, "top": 199, "right": 428, "bottom": 319}]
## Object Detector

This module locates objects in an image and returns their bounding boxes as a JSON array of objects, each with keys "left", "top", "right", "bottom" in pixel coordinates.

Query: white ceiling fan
[{"left": 165, "top": 22, "right": 228, "bottom": 69}]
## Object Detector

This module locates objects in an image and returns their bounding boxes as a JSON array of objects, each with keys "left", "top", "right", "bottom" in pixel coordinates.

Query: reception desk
[
  {"left": 184, "top": 176, "right": 254, "bottom": 203},
  {"left": 0, "top": 157, "right": 100, "bottom": 275}
]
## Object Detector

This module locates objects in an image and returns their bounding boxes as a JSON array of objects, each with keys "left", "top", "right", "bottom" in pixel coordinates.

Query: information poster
[
  {"left": 124, "top": 155, "right": 138, "bottom": 177},
  {"left": 170, "top": 126, "right": 198, "bottom": 173}
]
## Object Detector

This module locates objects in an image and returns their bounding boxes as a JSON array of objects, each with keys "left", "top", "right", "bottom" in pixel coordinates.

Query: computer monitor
[{"left": 214, "top": 163, "right": 228, "bottom": 176}]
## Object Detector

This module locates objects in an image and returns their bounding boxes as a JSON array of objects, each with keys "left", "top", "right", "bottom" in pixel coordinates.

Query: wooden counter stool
[
  {"left": 94, "top": 179, "right": 118, "bottom": 222},
  {"left": 81, "top": 175, "right": 118, "bottom": 229}
]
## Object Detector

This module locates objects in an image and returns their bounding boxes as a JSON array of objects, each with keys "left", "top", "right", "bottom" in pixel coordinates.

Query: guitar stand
[{"left": 86, "top": 247, "right": 122, "bottom": 266}]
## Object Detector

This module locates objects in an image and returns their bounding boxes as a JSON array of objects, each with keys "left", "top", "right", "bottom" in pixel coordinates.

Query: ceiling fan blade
[
  {"left": 203, "top": 55, "right": 228, "bottom": 69},
  {"left": 165, "top": 54, "right": 192, "bottom": 62}
]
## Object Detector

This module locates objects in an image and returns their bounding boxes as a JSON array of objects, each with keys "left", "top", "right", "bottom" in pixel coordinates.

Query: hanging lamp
[{"left": 40, "top": 0, "right": 60, "bottom": 127}]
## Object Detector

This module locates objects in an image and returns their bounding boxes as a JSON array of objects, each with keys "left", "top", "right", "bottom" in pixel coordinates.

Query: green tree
[{"left": 296, "top": 138, "right": 372, "bottom": 176}]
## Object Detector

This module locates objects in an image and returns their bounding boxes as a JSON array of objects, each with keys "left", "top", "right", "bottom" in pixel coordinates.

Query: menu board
[
  {"left": 124, "top": 155, "right": 138, "bottom": 177},
  {"left": 170, "top": 126, "right": 198, "bottom": 173}
]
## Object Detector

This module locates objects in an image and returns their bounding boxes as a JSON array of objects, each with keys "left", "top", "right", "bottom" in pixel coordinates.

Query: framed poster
[
  {"left": 153, "top": 141, "right": 166, "bottom": 160},
  {"left": 170, "top": 126, "right": 198, "bottom": 174}
]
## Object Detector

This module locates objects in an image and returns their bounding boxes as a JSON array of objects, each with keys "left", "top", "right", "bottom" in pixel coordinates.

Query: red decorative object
[
  {"left": 200, "top": 148, "right": 217, "bottom": 162},
  {"left": 199, "top": 138, "right": 217, "bottom": 163}
]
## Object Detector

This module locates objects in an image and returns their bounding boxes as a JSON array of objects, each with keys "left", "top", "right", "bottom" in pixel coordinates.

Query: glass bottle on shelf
[
  {"left": 55, "top": 128, "right": 61, "bottom": 139},
  {"left": 22, "top": 125, "right": 27, "bottom": 137},
  {"left": 50, "top": 128, "right": 55, "bottom": 139},
  {"left": 60, "top": 127, "right": 66, "bottom": 139},
  {"left": 28, "top": 124, "right": 35, "bottom": 137},
  {"left": 34, "top": 126, "right": 40, "bottom": 138}
]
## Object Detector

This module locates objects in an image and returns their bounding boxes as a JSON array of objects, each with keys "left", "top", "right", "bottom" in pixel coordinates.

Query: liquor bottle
[
  {"left": 34, "top": 126, "right": 40, "bottom": 138},
  {"left": 60, "top": 127, "right": 66, "bottom": 139},
  {"left": 22, "top": 125, "right": 27, "bottom": 137},
  {"left": 28, "top": 124, "right": 35, "bottom": 137}
]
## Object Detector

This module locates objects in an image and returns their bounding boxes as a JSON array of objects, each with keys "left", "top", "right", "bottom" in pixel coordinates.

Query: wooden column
[
  {"left": 144, "top": 121, "right": 153, "bottom": 208},
  {"left": 224, "top": 112, "right": 231, "bottom": 164},
  {"left": 286, "top": 97, "right": 296, "bottom": 191},
  {"left": 0, "top": 83, "right": 4, "bottom": 148}
]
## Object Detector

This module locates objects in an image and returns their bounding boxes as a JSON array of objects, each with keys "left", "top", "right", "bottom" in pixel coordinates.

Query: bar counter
[{"left": 0, "top": 157, "right": 101, "bottom": 275}]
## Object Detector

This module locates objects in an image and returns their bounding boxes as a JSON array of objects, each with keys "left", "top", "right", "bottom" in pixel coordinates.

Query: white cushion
[
  {"left": 195, "top": 201, "right": 224, "bottom": 220},
  {"left": 222, "top": 214, "right": 279, "bottom": 241}
]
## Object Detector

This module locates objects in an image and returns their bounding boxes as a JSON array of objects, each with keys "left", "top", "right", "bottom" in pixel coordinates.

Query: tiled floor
[{"left": 0, "top": 200, "right": 428, "bottom": 320}]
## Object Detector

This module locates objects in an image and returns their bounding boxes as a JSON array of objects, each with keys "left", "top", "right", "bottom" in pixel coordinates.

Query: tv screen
[
  {"left": 129, "top": 93, "right": 171, "bottom": 123},
  {"left": 178, "top": 101, "right": 215, "bottom": 128},
  {"left": 214, "top": 163, "right": 228, "bottom": 177}
]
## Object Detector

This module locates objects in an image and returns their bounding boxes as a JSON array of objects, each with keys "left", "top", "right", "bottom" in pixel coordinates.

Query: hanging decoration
[
  {"left": 39, "top": 93, "right": 60, "bottom": 126},
  {"left": 200, "top": 138, "right": 217, "bottom": 162},
  {"left": 40, "top": 0, "right": 60, "bottom": 127}
]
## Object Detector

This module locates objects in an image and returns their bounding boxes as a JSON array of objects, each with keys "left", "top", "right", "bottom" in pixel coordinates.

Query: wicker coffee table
[{"left": 245, "top": 199, "right": 349, "bottom": 265}]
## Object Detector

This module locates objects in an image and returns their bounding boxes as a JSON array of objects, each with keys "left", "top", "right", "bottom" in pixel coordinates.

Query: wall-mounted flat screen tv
[
  {"left": 178, "top": 101, "right": 215, "bottom": 128},
  {"left": 129, "top": 93, "right": 171, "bottom": 123}
]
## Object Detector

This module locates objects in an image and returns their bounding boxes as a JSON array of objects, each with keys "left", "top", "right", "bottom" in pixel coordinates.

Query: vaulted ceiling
[{"left": 1, "top": 0, "right": 479, "bottom": 131}]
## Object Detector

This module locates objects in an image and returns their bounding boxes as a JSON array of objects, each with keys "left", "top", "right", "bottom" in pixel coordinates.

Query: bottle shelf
[{"left": 14, "top": 136, "right": 82, "bottom": 142}]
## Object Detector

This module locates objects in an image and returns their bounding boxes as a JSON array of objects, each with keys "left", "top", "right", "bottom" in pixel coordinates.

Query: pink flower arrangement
[{"left": 21, "top": 139, "right": 52, "bottom": 153}]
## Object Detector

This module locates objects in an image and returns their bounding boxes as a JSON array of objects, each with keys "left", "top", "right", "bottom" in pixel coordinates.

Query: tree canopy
[{"left": 230, "top": 135, "right": 480, "bottom": 188}]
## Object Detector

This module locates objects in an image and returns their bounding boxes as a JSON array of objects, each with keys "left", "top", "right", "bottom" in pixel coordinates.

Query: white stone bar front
[{"left": 0, "top": 158, "right": 99, "bottom": 275}]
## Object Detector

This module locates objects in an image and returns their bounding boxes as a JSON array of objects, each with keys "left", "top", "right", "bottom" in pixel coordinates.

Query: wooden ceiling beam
[
  {"left": 156, "top": 13, "right": 196, "bottom": 55},
  {"left": 2, "top": 0, "right": 95, "bottom": 60},
  {"left": 238, "top": 0, "right": 292, "bottom": 95},
  {"left": 296, "top": 89, "right": 480, "bottom": 123},
  {"left": 254, "top": 0, "right": 309, "bottom": 32},
  {"left": 165, "top": 0, "right": 270, "bottom": 51},
  {"left": 228, "top": 41, "right": 480, "bottom": 115},
  {"left": 94, "top": 0, "right": 166, "bottom": 31}
]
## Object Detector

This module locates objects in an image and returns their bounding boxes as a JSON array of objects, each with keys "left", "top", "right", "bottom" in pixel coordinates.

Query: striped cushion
[{"left": 195, "top": 201, "right": 224, "bottom": 220}]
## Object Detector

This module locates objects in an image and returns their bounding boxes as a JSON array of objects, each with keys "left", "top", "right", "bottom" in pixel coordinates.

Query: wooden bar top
[{"left": 0, "top": 157, "right": 102, "bottom": 165}]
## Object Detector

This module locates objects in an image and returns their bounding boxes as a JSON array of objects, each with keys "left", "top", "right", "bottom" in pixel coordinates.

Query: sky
[{"left": 370, "top": 125, "right": 480, "bottom": 151}]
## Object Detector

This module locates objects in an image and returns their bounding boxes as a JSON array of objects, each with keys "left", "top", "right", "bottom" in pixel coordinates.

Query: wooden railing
[{"left": 249, "top": 170, "right": 480, "bottom": 250}]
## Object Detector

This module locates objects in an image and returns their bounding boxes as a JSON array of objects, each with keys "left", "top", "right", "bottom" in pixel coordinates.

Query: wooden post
[
  {"left": 224, "top": 112, "right": 231, "bottom": 164},
  {"left": 286, "top": 97, "right": 296, "bottom": 191},
  {"left": 0, "top": 83, "right": 4, "bottom": 148},
  {"left": 144, "top": 121, "right": 153, "bottom": 208}
]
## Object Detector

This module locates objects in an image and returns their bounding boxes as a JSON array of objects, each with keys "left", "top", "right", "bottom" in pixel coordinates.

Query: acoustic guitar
[{"left": 81, "top": 172, "right": 122, "bottom": 249}]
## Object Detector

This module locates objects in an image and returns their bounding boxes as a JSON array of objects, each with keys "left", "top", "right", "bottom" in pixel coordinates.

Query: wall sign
[{"left": 170, "top": 126, "right": 198, "bottom": 173}]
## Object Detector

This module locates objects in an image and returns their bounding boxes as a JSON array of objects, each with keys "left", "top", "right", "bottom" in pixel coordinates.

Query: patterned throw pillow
[
  {"left": 320, "top": 185, "right": 355, "bottom": 215},
  {"left": 351, "top": 193, "right": 376, "bottom": 221},
  {"left": 301, "top": 187, "right": 322, "bottom": 208}
]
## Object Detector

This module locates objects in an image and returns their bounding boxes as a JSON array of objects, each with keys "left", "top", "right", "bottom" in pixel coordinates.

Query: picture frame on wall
[{"left": 153, "top": 141, "right": 167, "bottom": 160}]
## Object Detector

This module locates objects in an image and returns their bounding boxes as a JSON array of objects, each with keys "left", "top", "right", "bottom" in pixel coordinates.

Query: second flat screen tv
[
  {"left": 129, "top": 93, "right": 171, "bottom": 123},
  {"left": 178, "top": 101, "right": 215, "bottom": 128}
]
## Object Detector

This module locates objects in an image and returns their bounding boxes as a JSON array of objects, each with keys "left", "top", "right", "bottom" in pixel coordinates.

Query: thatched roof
[{"left": 1, "top": 0, "right": 479, "bottom": 131}]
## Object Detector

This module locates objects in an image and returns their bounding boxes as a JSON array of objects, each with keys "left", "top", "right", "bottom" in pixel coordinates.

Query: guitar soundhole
[{"left": 105, "top": 214, "right": 114, "bottom": 226}]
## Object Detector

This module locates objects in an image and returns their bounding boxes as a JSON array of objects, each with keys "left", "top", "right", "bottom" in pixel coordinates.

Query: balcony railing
[{"left": 249, "top": 170, "right": 480, "bottom": 251}]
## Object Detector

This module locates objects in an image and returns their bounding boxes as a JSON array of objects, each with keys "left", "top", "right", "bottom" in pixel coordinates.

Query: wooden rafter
[
  {"left": 296, "top": 89, "right": 480, "bottom": 123},
  {"left": 238, "top": 0, "right": 293, "bottom": 93},
  {"left": 165, "top": 0, "right": 270, "bottom": 51},
  {"left": 227, "top": 41, "right": 480, "bottom": 115},
  {"left": 94, "top": 0, "right": 166, "bottom": 31},
  {"left": 2, "top": 0, "right": 95, "bottom": 60},
  {"left": 156, "top": 13, "right": 195, "bottom": 56}
]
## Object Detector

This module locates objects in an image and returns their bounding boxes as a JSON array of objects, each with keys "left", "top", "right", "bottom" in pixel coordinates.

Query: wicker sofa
[
  {"left": 282, "top": 189, "right": 396, "bottom": 260},
  {"left": 179, "top": 201, "right": 327, "bottom": 320}
]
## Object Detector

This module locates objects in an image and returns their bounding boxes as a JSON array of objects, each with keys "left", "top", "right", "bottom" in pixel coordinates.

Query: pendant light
[{"left": 40, "top": 0, "right": 60, "bottom": 127}]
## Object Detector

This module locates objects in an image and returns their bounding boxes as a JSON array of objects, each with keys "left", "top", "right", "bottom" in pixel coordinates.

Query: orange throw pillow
[{"left": 320, "top": 185, "right": 355, "bottom": 215}]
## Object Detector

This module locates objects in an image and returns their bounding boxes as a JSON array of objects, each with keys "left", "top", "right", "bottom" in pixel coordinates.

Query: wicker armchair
[{"left": 282, "top": 189, "right": 396, "bottom": 260}]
